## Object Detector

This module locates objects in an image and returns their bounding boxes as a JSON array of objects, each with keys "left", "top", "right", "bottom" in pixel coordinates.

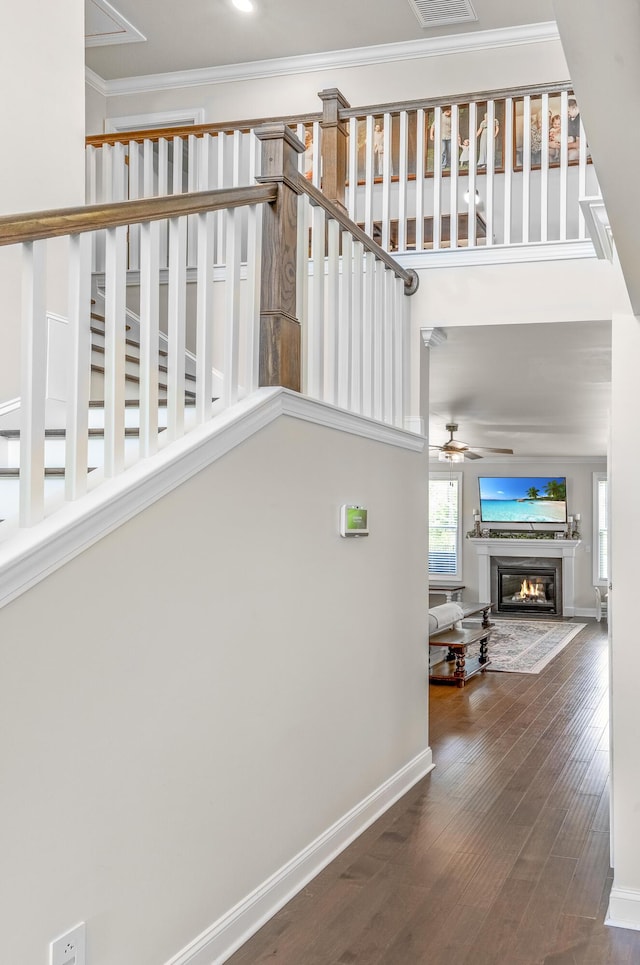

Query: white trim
[
  {"left": 607, "top": 886, "right": 640, "bottom": 931},
  {"left": 0, "top": 398, "right": 21, "bottom": 419},
  {"left": 164, "top": 747, "right": 434, "bottom": 965},
  {"left": 92, "top": 22, "right": 560, "bottom": 96},
  {"left": 85, "top": 67, "right": 108, "bottom": 97},
  {"left": 85, "top": 0, "right": 146, "bottom": 47},
  {"left": 0, "top": 389, "right": 425, "bottom": 609},
  {"left": 105, "top": 108, "right": 205, "bottom": 134},
  {"left": 398, "top": 239, "right": 596, "bottom": 271}
]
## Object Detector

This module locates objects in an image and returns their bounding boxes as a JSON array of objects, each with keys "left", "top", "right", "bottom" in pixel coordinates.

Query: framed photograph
[
  {"left": 512, "top": 93, "right": 592, "bottom": 171},
  {"left": 424, "top": 101, "right": 505, "bottom": 176}
]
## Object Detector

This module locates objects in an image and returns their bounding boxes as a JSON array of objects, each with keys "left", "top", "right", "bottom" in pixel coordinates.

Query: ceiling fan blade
[
  {"left": 471, "top": 446, "right": 514, "bottom": 454},
  {"left": 463, "top": 450, "right": 482, "bottom": 460}
]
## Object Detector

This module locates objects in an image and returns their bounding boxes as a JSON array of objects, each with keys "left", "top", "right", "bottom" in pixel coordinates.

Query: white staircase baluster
[
  {"left": 559, "top": 91, "right": 569, "bottom": 241},
  {"left": 522, "top": 95, "right": 532, "bottom": 244},
  {"left": 103, "top": 225, "right": 127, "bottom": 476},
  {"left": 326, "top": 218, "right": 340, "bottom": 404},
  {"left": 65, "top": 232, "right": 92, "bottom": 502},
  {"left": 19, "top": 240, "right": 47, "bottom": 526},
  {"left": 223, "top": 206, "right": 241, "bottom": 408},
  {"left": 397, "top": 110, "right": 408, "bottom": 252},
  {"left": 350, "top": 240, "right": 364, "bottom": 414},
  {"left": 415, "top": 109, "right": 425, "bottom": 252},
  {"left": 540, "top": 93, "right": 550, "bottom": 243},
  {"left": 128, "top": 141, "right": 141, "bottom": 271},
  {"left": 362, "top": 250, "right": 375, "bottom": 417},
  {"left": 338, "top": 230, "right": 353, "bottom": 410},
  {"left": 158, "top": 137, "right": 170, "bottom": 268},
  {"left": 578, "top": 114, "right": 587, "bottom": 239},
  {"left": 139, "top": 219, "right": 160, "bottom": 456},
  {"left": 432, "top": 109, "right": 442, "bottom": 250},
  {"left": 216, "top": 133, "right": 226, "bottom": 264},
  {"left": 449, "top": 105, "right": 459, "bottom": 251},
  {"left": 467, "top": 101, "right": 478, "bottom": 247},
  {"left": 195, "top": 210, "right": 214, "bottom": 422},
  {"left": 392, "top": 275, "right": 404, "bottom": 428},
  {"left": 380, "top": 112, "right": 391, "bottom": 251},
  {"left": 503, "top": 97, "right": 513, "bottom": 245},
  {"left": 244, "top": 133, "right": 262, "bottom": 398},
  {"left": 364, "top": 114, "right": 374, "bottom": 237},
  {"left": 187, "top": 134, "right": 199, "bottom": 267},
  {"left": 373, "top": 260, "right": 384, "bottom": 421},
  {"left": 485, "top": 100, "right": 495, "bottom": 247},
  {"left": 166, "top": 216, "right": 187, "bottom": 441},
  {"left": 383, "top": 268, "right": 394, "bottom": 424}
]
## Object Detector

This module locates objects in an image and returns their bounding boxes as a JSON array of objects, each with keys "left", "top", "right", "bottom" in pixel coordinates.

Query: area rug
[{"left": 467, "top": 620, "right": 586, "bottom": 674}]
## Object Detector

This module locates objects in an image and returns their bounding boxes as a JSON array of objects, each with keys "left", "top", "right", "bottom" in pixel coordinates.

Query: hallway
[{"left": 227, "top": 620, "right": 640, "bottom": 963}]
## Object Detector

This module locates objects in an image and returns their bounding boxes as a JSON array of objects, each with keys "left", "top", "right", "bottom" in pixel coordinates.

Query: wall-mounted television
[{"left": 478, "top": 476, "right": 567, "bottom": 524}]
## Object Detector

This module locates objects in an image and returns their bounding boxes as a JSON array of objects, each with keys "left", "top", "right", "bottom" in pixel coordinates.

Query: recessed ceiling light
[{"left": 232, "top": 0, "right": 254, "bottom": 11}]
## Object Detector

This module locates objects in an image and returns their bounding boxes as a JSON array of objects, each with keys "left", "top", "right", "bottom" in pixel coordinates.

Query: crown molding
[
  {"left": 85, "top": 67, "right": 108, "bottom": 97},
  {"left": 92, "top": 22, "right": 560, "bottom": 97},
  {"left": 398, "top": 238, "right": 596, "bottom": 270}
]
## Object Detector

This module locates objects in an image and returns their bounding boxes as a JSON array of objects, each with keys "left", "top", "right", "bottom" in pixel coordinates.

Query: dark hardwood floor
[{"left": 227, "top": 619, "right": 640, "bottom": 964}]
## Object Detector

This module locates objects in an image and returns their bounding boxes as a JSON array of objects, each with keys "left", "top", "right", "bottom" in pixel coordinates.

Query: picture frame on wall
[{"left": 512, "top": 93, "right": 592, "bottom": 171}]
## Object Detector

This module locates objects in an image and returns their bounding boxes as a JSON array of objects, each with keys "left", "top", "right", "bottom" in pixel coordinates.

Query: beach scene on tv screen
[{"left": 479, "top": 477, "right": 567, "bottom": 523}]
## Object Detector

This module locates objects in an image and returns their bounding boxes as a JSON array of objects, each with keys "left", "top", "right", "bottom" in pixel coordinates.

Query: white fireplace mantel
[{"left": 469, "top": 538, "right": 581, "bottom": 616}]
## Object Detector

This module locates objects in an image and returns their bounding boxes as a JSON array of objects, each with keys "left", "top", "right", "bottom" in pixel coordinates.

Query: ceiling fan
[{"left": 430, "top": 423, "right": 514, "bottom": 462}]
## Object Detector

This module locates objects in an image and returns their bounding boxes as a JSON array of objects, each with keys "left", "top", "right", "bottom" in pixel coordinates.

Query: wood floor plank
[{"left": 226, "top": 620, "right": 640, "bottom": 965}]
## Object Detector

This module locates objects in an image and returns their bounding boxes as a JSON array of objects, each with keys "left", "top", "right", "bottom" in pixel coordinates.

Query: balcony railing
[{"left": 86, "top": 82, "right": 600, "bottom": 261}]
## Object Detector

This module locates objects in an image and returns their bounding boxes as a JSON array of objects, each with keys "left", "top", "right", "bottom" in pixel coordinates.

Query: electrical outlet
[{"left": 50, "top": 922, "right": 86, "bottom": 965}]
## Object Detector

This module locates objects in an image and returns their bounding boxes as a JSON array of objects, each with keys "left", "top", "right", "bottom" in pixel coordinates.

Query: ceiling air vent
[{"left": 408, "top": 0, "right": 478, "bottom": 28}]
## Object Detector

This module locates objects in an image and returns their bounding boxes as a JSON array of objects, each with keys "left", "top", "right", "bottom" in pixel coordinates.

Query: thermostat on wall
[{"left": 340, "top": 504, "right": 369, "bottom": 538}]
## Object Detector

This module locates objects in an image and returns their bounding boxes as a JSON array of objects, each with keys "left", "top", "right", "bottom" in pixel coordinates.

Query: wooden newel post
[
  {"left": 318, "top": 88, "right": 350, "bottom": 212},
  {"left": 254, "top": 123, "right": 305, "bottom": 391}
]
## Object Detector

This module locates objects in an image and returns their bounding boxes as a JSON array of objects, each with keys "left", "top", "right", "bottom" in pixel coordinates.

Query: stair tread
[
  {"left": 0, "top": 427, "right": 166, "bottom": 439},
  {"left": 89, "top": 398, "right": 197, "bottom": 408},
  {"left": 90, "top": 332, "right": 169, "bottom": 358},
  {"left": 90, "top": 344, "right": 189, "bottom": 377},
  {"left": 90, "top": 363, "right": 196, "bottom": 394},
  {"left": 0, "top": 468, "right": 97, "bottom": 477}
]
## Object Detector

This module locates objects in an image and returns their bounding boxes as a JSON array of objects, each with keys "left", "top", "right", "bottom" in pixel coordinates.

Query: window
[
  {"left": 429, "top": 472, "right": 462, "bottom": 580},
  {"left": 593, "top": 472, "right": 608, "bottom": 585}
]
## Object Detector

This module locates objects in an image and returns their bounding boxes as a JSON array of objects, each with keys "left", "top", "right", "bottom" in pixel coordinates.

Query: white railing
[
  {"left": 0, "top": 187, "right": 272, "bottom": 531},
  {"left": 0, "top": 126, "right": 417, "bottom": 536},
  {"left": 343, "top": 84, "right": 600, "bottom": 251},
  {"left": 297, "top": 181, "right": 412, "bottom": 427}
]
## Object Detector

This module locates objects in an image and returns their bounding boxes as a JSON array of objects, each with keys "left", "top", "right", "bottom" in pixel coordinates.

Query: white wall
[
  {"left": 440, "top": 457, "right": 606, "bottom": 612},
  {"left": 0, "top": 415, "right": 430, "bottom": 964},
  {"left": 0, "top": 0, "right": 85, "bottom": 400},
  {"left": 104, "top": 37, "right": 569, "bottom": 127},
  {"left": 609, "top": 312, "right": 640, "bottom": 924}
]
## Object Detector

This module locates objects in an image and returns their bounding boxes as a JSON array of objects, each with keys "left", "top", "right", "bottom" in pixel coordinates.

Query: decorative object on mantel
[
  {"left": 464, "top": 620, "right": 586, "bottom": 673},
  {"left": 467, "top": 530, "right": 558, "bottom": 540},
  {"left": 473, "top": 508, "right": 482, "bottom": 538}
]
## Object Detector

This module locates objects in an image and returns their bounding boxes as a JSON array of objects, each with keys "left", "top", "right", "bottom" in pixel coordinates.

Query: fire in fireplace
[{"left": 491, "top": 556, "right": 562, "bottom": 615}]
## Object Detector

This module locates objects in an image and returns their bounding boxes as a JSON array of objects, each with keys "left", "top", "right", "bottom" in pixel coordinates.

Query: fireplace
[{"left": 491, "top": 556, "right": 562, "bottom": 616}]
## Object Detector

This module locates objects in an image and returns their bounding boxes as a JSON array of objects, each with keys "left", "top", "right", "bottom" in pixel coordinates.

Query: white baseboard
[
  {"left": 164, "top": 747, "right": 434, "bottom": 965},
  {"left": 607, "top": 886, "right": 640, "bottom": 930}
]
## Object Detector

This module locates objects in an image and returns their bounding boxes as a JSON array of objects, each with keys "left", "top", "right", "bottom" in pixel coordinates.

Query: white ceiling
[
  {"left": 84, "top": 0, "right": 555, "bottom": 80},
  {"left": 85, "top": 0, "right": 617, "bottom": 461}
]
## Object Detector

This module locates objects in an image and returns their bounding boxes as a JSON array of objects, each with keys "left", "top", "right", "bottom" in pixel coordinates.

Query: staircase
[{"left": 0, "top": 297, "right": 198, "bottom": 523}]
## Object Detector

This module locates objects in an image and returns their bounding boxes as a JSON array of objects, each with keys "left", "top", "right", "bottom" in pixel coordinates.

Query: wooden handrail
[
  {"left": 298, "top": 175, "right": 418, "bottom": 293},
  {"left": 337, "top": 80, "right": 574, "bottom": 120},
  {"left": 86, "top": 112, "right": 322, "bottom": 148},
  {"left": 0, "top": 184, "right": 278, "bottom": 246}
]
